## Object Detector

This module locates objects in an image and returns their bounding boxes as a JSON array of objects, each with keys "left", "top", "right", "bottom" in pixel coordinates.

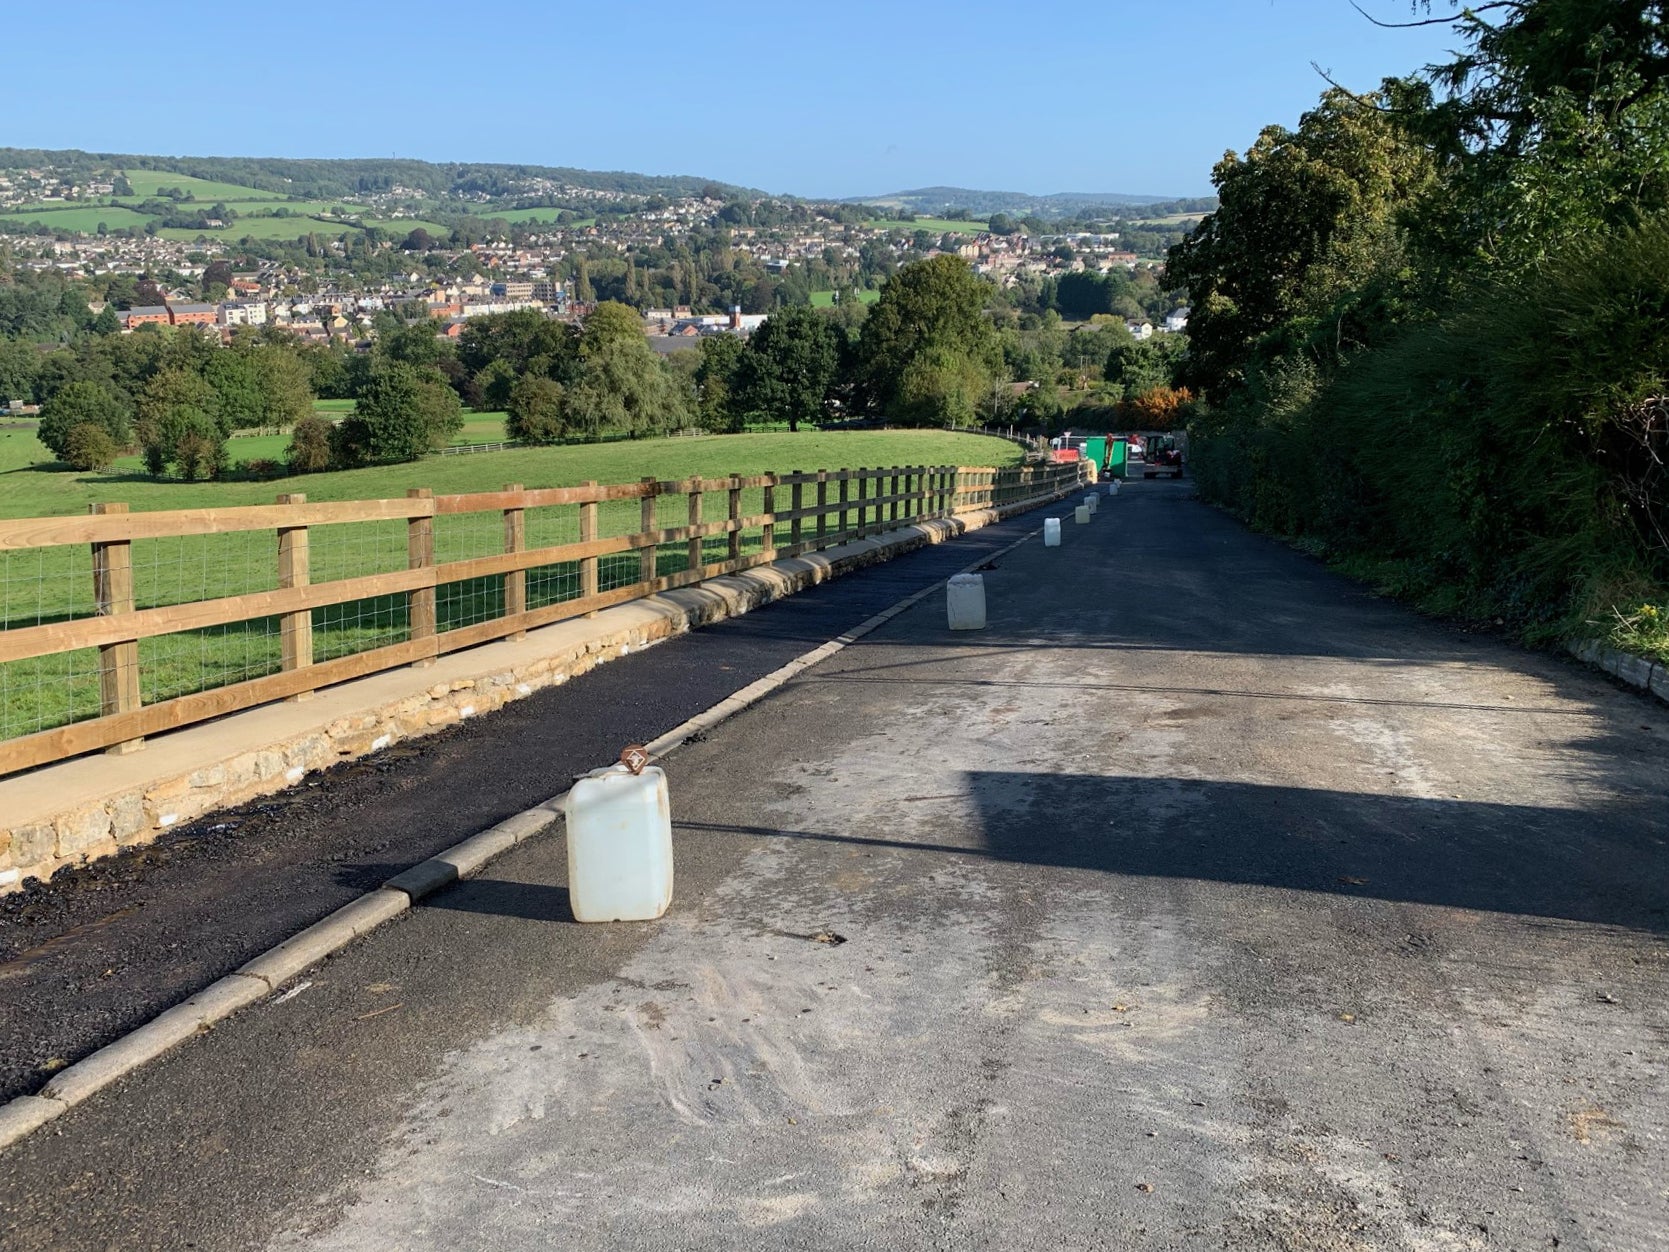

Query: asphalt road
[
  {"left": 0, "top": 509, "right": 1051, "bottom": 1105},
  {"left": 3, "top": 480, "right": 1666, "bottom": 1251}
]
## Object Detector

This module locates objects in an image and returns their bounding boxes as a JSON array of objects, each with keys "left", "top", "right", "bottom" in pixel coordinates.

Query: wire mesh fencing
[{"left": 0, "top": 460, "right": 1087, "bottom": 773}]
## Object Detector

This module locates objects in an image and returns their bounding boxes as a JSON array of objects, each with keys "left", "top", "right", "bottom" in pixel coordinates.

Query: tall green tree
[
  {"left": 203, "top": 352, "right": 264, "bottom": 433},
  {"left": 505, "top": 375, "right": 567, "bottom": 444},
  {"left": 693, "top": 333, "right": 745, "bottom": 431},
  {"left": 856, "top": 256, "right": 1002, "bottom": 425},
  {"left": 1165, "top": 88, "right": 1434, "bottom": 402},
  {"left": 36, "top": 380, "right": 130, "bottom": 460},
  {"left": 733, "top": 309, "right": 840, "bottom": 432},
  {"left": 137, "top": 366, "right": 223, "bottom": 437},
  {"left": 1391, "top": 0, "right": 1669, "bottom": 270},
  {"left": 250, "top": 345, "right": 316, "bottom": 431},
  {"left": 334, "top": 361, "right": 462, "bottom": 464}
]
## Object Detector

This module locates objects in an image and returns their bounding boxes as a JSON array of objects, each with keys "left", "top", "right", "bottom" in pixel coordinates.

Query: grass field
[
  {"left": 116, "top": 170, "right": 274, "bottom": 202},
  {"left": 155, "top": 217, "right": 350, "bottom": 243},
  {"left": 364, "top": 218, "right": 451, "bottom": 235},
  {"left": 0, "top": 205, "right": 156, "bottom": 232},
  {"left": 809, "top": 289, "right": 881, "bottom": 308},
  {"left": 0, "top": 427, "right": 1020, "bottom": 739},
  {"left": 864, "top": 218, "right": 986, "bottom": 234},
  {"left": 466, "top": 207, "right": 595, "bottom": 226},
  {"left": 215, "top": 201, "right": 360, "bottom": 215},
  {"left": 0, "top": 426, "right": 1016, "bottom": 518},
  {"left": 155, "top": 215, "right": 452, "bottom": 243}
]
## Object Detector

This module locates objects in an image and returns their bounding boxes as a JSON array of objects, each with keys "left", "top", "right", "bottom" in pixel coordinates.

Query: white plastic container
[
  {"left": 1043, "top": 517, "right": 1062, "bottom": 547},
  {"left": 1108, "top": 479, "right": 1120, "bottom": 497},
  {"left": 1084, "top": 494, "right": 1099, "bottom": 514},
  {"left": 947, "top": 573, "right": 987, "bottom": 630},
  {"left": 563, "top": 764, "right": 674, "bottom": 922},
  {"left": 1074, "top": 504, "right": 1090, "bottom": 524}
]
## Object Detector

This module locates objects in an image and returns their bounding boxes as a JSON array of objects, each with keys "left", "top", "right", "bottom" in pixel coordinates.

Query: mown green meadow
[
  {"left": 0, "top": 205, "right": 156, "bottom": 232},
  {"left": 809, "top": 289, "right": 880, "bottom": 308},
  {"left": 114, "top": 170, "right": 275, "bottom": 201},
  {"left": 0, "top": 428, "right": 1021, "bottom": 738}
]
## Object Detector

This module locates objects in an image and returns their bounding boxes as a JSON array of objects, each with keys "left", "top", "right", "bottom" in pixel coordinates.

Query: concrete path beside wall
[{"left": 2, "top": 480, "right": 1666, "bottom": 1250}]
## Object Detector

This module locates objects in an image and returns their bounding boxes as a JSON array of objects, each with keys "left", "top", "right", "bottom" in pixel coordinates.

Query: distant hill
[
  {"left": 0, "top": 147, "right": 763, "bottom": 203},
  {"left": 846, "top": 186, "right": 1206, "bottom": 218}
]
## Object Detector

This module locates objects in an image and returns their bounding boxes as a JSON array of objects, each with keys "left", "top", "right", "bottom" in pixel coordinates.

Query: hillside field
[
  {"left": 0, "top": 205, "right": 156, "bottom": 232},
  {"left": 115, "top": 170, "right": 275, "bottom": 201}
]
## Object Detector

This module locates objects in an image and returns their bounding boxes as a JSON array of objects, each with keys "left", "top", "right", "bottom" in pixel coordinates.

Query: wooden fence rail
[{"left": 0, "top": 461, "right": 1088, "bottom": 775}]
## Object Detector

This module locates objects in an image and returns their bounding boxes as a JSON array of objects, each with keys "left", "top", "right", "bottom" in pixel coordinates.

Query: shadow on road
[
  {"left": 678, "top": 767, "right": 1669, "bottom": 934},
  {"left": 337, "top": 865, "right": 575, "bottom": 923}
]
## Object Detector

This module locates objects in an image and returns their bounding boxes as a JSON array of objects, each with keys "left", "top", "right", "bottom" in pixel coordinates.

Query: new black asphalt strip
[
  {"left": 3, "top": 481, "right": 1667, "bottom": 1251},
  {"left": 0, "top": 508, "right": 1048, "bottom": 1105}
]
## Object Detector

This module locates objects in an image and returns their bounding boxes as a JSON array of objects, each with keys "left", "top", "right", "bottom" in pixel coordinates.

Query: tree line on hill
[
  {"left": 14, "top": 251, "right": 1194, "bottom": 482},
  {"left": 1168, "top": 0, "right": 1669, "bottom": 644},
  {"left": 0, "top": 148, "right": 759, "bottom": 204}
]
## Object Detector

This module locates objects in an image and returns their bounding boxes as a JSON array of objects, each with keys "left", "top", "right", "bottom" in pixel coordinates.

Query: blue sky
[{"left": 8, "top": 1, "right": 1465, "bottom": 198}]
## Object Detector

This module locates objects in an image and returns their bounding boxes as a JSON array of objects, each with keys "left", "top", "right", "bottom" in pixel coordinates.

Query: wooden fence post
[
  {"left": 503, "top": 483, "right": 527, "bottom": 638},
  {"left": 837, "top": 470, "right": 850, "bottom": 541},
  {"left": 407, "top": 488, "right": 435, "bottom": 664},
  {"left": 789, "top": 471, "right": 803, "bottom": 552},
  {"left": 276, "top": 493, "right": 314, "bottom": 700},
  {"left": 815, "top": 471, "right": 828, "bottom": 549},
  {"left": 727, "top": 473, "right": 742, "bottom": 564},
  {"left": 890, "top": 468, "right": 900, "bottom": 525},
  {"left": 687, "top": 479, "right": 703, "bottom": 575},
  {"left": 762, "top": 474, "right": 777, "bottom": 559},
  {"left": 578, "top": 480, "right": 599, "bottom": 617},
  {"left": 639, "top": 477, "right": 658, "bottom": 587},
  {"left": 90, "top": 502, "right": 142, "bottom": 753}
]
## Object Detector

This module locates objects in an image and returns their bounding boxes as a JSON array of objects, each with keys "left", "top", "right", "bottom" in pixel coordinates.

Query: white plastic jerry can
[
  {"left": 1075, "top": 504, "right": 1091, "bottom": 524},
  {"left": 947, "top": 572, "right": 987, "bottom": 630},
  {"left": 1108, "top": 479, "right": 1120, "bottom": 497},
  {"left": 563, "top": 764, "right": 674, "bottom": 922},
  {"left": 1084, "top": 493, "right": 1099, "bottom": 514},
  {"left": 1043, "top": 517, "right": 1062, "bottom": 547}
]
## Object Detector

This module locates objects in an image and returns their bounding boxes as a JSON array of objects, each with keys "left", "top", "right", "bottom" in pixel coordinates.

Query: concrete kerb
[
  {"left": 0, "top": 479, "right": 1086, "bottom": 1154},
  {"left": 1566, "top": 638, "right": 1668, "bottom": 706}
]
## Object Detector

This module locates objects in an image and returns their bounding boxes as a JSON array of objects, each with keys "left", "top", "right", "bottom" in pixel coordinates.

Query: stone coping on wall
[{"left": 0, "top": 495, "right": 1066, "bottom": 893}]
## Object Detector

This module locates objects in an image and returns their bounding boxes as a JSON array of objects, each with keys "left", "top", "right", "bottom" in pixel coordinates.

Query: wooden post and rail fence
[{"left": 0, "top": 460, "right": 1087, "bottom": 776}]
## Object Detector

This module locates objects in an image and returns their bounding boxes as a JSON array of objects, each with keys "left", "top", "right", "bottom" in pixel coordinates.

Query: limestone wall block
[
  {"left": 10, "top": 824, "right": 53, "bottom": 869},
  {"left": 110, "top": 793, "right": 147, "bottom": 844},
  {"left": 55, "top": 804, "right": 114, "bottom": 859}
]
